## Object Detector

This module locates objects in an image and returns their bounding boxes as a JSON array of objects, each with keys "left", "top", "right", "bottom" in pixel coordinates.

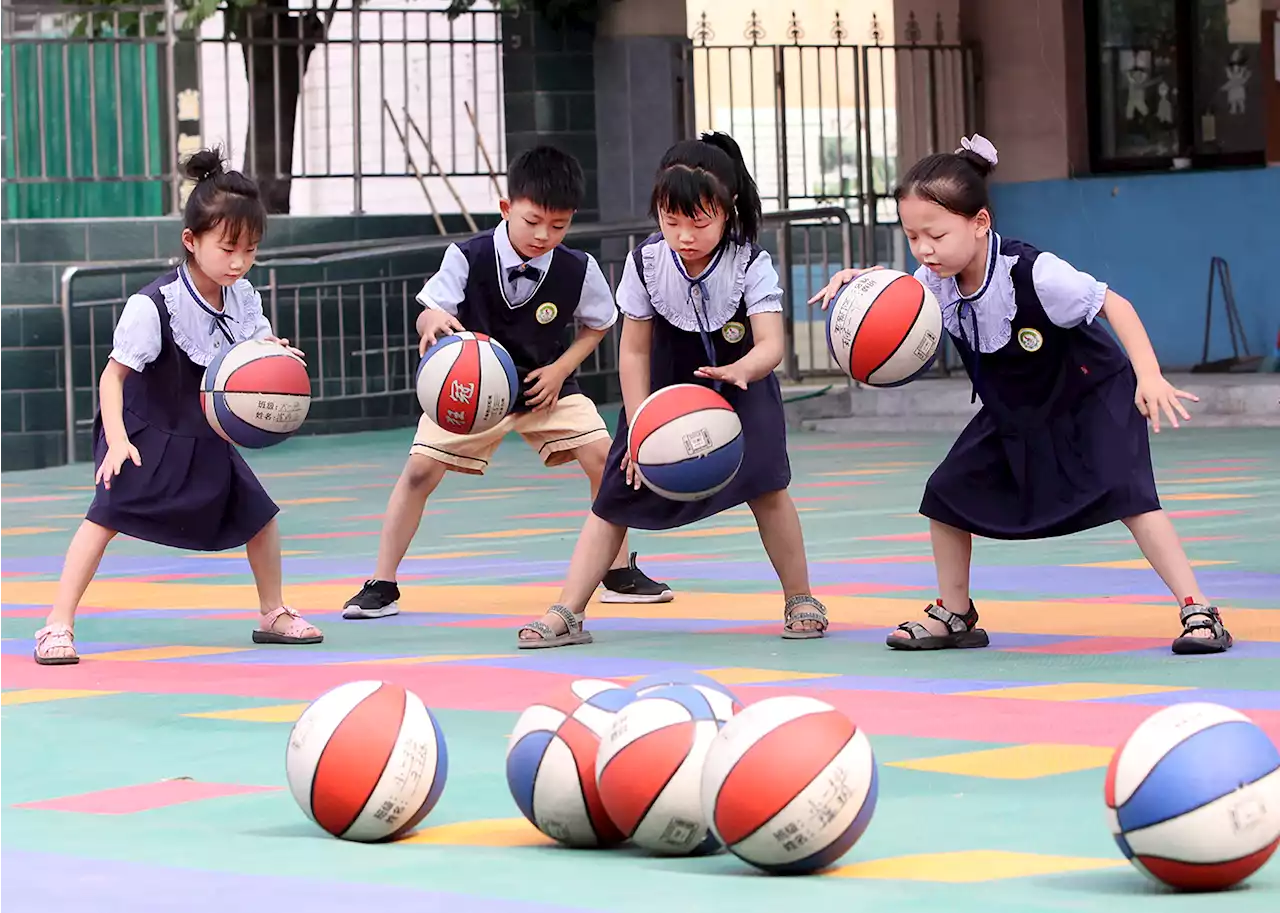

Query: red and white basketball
[
  {"left": 595, "top": 684, "right": 741, "bottom": 856},
  {"left": 285, "top": 680, "right": 448, "bottom": 843},
  {"left": 627, "top": 383, "right": 743, "bottom": 502},
  {"left": 200, "top": 338, "right": 311, "bottom": 448},
  {"left": 505, "top": 678, "right": 634, "bottom": 848},
  {"left": 416, "top": 331, "right": 519, "bottom": 435},
  {"left": 700, "top": 695, "right": 878, "bottom": 874},
  {"left": 825, "top": 268, "right": 942, "bottom": 386}
]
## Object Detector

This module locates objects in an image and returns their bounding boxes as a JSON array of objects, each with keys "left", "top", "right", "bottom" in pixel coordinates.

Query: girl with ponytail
[
  {"left": 811, "top": 134, "right": 1231, "bottom": 656},
  {"left": 516, "top": 131, "right": 829, "bottom": 648}
]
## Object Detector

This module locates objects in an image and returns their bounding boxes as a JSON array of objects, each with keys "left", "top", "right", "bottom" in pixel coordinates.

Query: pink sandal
[
  {"left": 253, "top": 606, "right": 324, "bottom": 645},
  {"left": 34, "top": 623, "right": 80, "bottom": 665}
]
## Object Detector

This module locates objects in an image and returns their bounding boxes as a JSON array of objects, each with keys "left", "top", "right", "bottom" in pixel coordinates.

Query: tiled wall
[{"left": 0, "top": 213, "right": 490, "bottom": 473}]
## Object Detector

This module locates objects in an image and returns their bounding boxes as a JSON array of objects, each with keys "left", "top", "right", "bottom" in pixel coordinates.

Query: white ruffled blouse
[
  {"left": 914, "top": 231, "right": 1109, "bottom": 354},
  {"left": 109, "top": 263, "right": 273, "bottom": 370},
  {"left": 615, "top": 237, "right": 784, "bottom": 332}
]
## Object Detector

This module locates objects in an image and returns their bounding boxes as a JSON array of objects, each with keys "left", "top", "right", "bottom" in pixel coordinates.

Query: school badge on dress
[
  {"left": 721, "top": 321, "right": 746, "bottom": 344},
  {"left": 535, "top": 302, "right": 558, "bottom": 325},
  {"left": 1017, "top": 327, "right": 1043, "bottom": 352}
]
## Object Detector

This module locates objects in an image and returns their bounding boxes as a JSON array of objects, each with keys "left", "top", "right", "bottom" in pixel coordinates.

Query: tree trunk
[{"left": 229, "top": 3, "right": 325, "bottom": 214}]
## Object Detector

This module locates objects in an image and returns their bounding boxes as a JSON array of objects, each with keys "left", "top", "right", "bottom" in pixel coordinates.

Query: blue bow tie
[{"left": 507, "top": 263, "right": 542, "bottom": 285}]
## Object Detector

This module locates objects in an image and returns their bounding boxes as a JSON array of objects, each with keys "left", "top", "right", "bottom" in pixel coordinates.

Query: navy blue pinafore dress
[
  {"left": 591, "top": 237, "right": 792, "bottom": 531},
  {"left": 85, "top": 271, "right": 280, "bottom": 550},
  {"left": 920, "top": 237, "right": 1160, "bottom": 539}
]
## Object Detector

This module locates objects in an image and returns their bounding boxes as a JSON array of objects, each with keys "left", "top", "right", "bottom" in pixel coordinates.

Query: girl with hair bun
[
  {"left": 811, "top": 134, "right": 1232, "bottom": 656},
  {"left": 33, "top": 148, "right": 324, "bottom": 665},
  {"left": 516, "top": 131, "right": 829, "bottom": 647}
]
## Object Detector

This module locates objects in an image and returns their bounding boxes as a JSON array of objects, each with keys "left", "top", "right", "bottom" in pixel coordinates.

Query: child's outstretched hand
[
  {"left": 807, "top": 265, "right": 884, "bottom": 310},
  {"left": 694, "top": 363, "right": 750, "bottom": 389},
  {"left": 96, "top": 439, "right": 141, "bottom": 490},
  {"left": 1135, "top": 373, "right": 1198, "bottom": 433},
  {"left": 264, "top": 335, "right": 306, "bottom": 363}
]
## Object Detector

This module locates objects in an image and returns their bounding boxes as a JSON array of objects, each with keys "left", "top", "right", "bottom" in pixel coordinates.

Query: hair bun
[{"left": 183, "top": 148, "right": 226, "bottom": 183}]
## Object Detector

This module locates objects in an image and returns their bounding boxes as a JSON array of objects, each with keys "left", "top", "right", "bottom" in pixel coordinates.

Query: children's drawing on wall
[
  {"left": 1122, "top": 50, "right": 1158, "bottom": 120},
  {"left": 1155, "top": 82, "right": 1174, "bottom": 124},
  {"left": 1221, "top": 48, "right": 1251, "bottom": 115}
]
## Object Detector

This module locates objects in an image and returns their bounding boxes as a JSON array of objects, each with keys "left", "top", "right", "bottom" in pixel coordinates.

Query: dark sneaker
[
  {"left": 600, "top": 552, "right": 674, "bottom": 604},
  {"left": 342, "top": 579, "right": 401, "bottom": 619}
]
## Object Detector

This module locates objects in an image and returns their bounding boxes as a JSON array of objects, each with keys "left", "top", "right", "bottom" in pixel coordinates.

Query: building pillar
[
  {"left": 501, "top": 9, "right": 602, "bottom": 219},
  {"left": 592, "top": 1, "right": 691, "bottom": 224}
]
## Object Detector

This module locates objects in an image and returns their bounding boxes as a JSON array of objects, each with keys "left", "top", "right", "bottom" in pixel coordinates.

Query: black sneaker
[
  {"left": 342, "top": 579, "right": 401, "bottom": 619},
  {"left": 600, "top": 552, "right": 674, "bottom": 604}
]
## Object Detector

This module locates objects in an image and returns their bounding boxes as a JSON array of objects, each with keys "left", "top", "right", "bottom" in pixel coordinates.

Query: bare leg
[
  {"left": 1123, "top": 510, "right": 1212, "bottom": 639},
  {"left": 889, "top": 519, "right": 973, "bottom": 640},
  {"left": 373, "top": 455, "right": 449, "bottom": 581},
  {"left": 35, "top": 520, "right": 118, "bottom": 663},
  {"left": 574, "top": 438, "right": 630, "bottom": 572},
  {"left": 518, "top": 512, "right": 627, "bottom": 641},
  {"left": 246, "top": 517, "right": 321, "bottom": 640},
  {"left": 45, "top": 520, "right": 117, "bottom": 630},
  {"left": 749, "top": 489, "right": 825, "bottom": 634},
  {"left": 246, "top": 517, "right": 284, "bottom": 612}
]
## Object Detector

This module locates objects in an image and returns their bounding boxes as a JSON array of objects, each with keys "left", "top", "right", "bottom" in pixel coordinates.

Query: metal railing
[
  {"left": 688, "top": 8, "right": 979, "bottom": 266},
  {"left": 2, "top": 0, "right": 504, "bottom": 217},
  {"left": 60, "top": 207, "right": 860, "bottom": 463}
]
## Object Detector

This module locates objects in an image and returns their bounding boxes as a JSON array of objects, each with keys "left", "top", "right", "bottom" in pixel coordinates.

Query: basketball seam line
[
  {"left": 858, "top": 293, "right": 923, "bottom": 382},
  {"left": 599, "top": 726, "right": 694, "bottom": 837},
  {"left": 1118, "top": 764, "right": 1280, "bottom": 834},
  {"left": 1113, "top": 719, "right": 1248, "bottom": 816},
  {"left": 716, "top": 729, "right": 857, "bottom": 847},
  {"left": 1128, "top": 838, "right": 1280, "bottom": 868}
]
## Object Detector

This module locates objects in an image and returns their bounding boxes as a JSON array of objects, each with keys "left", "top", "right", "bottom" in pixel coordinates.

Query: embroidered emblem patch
[
  {"left": 721, "top": 321, "right": 746, "bottom": 344},
  {"left": 535, "top": 302, "right": 558, "bottom": 325},
  {"left": 1017, "top": 327, "right": 1043, "bottom": 352}
]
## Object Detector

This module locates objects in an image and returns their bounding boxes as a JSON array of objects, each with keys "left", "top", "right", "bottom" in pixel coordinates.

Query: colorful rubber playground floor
[{"left": 2, "top": 424, "right": 1278, "bottom": 912}]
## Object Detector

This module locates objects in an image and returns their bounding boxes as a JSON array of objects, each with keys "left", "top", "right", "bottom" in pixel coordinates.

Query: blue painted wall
[{"left": 988, "top": 167, "right": 1280, "bottom": 370}]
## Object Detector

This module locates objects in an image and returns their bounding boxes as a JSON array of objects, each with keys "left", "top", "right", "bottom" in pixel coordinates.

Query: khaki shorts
[{"left": 410, "top": 393, "right": 610, "bottom": 475}]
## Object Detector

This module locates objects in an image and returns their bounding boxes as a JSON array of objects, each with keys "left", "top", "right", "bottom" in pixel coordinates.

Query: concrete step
[{"left": 781, "top": 372, "right": 1280, "bottom": 432}]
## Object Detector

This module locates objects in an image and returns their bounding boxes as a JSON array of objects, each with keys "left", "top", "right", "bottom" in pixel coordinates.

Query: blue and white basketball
[
  {"left": 627, "top": 383, "right": 744, "bottom": 502},
  {"left": 505, "top": 678, "right": 634, "bottom": 848},
  {"left": 629, "top": 669, "right": 739, "bottom": 703},
  {"left": 415, "top": 331, "right": 519, "bottom": 435},
  {"left": 1105, "top": 701, "right": 1280, "bottom": 891},
  {"left": 201, "top": 338, "right": 311, "bottom": 449}
]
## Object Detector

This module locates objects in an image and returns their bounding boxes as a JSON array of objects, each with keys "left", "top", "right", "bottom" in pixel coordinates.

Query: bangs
[
  {"left": 209, "top": 191, "right": 266, "bottom": 247},
  {"left": 649, "top": 165, "right": 732, "bottom": 222}
]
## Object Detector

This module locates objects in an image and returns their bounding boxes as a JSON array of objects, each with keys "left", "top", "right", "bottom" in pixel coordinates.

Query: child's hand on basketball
[
  {"left": 807, "top": 266, "right": 883, "bottom": 311},
  {"left": 417, "top": 308, "right": 465, "bottom": 355},
  {"left": 525, "top": 364, "right": 568, "bottom": 412},
  {"left": 694, "top": 363, "right": 749, "bottom": 389},
  {"left": 620, "top": 452, "right": 642, "bottom": 490},
  {"left": 264, "top": 335, "right": 306, "bottom": 363},
  {"left": 1135, "top": 373, "right": 1198, "bottom": 433},
  {"left": 95, "top": 439, "right": 142, "bottom": 490}
]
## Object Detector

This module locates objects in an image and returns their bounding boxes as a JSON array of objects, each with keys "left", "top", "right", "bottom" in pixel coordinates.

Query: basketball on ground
[
  {"left": 201, "top": 338, "right": 311, "bottom": 448},
  {"left": 284, "top": 680, "right": 449, "bottom": 843},
  {"left": 416, "top": 331, "right": 519, "bottom": 435},
  {"left": 825, "top": 269, "right": 942, "bottom": 387},
  {"left": 700, "top": 695, "right": 878, "bottom": 874},
  {"left": 1105, "top": 701, "right": 1280, "bottom": 891}
]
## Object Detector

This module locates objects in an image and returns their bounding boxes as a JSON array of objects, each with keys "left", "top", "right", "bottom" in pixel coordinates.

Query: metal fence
[
  {"left": 2, "top": 0, "right": 505, "bottom": 218},
  {"left": 60, "top": 207, "right": 856, "bottom": 462},
  {"left": 689, "top": 8, "right": 980, "bottom": 267}
]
